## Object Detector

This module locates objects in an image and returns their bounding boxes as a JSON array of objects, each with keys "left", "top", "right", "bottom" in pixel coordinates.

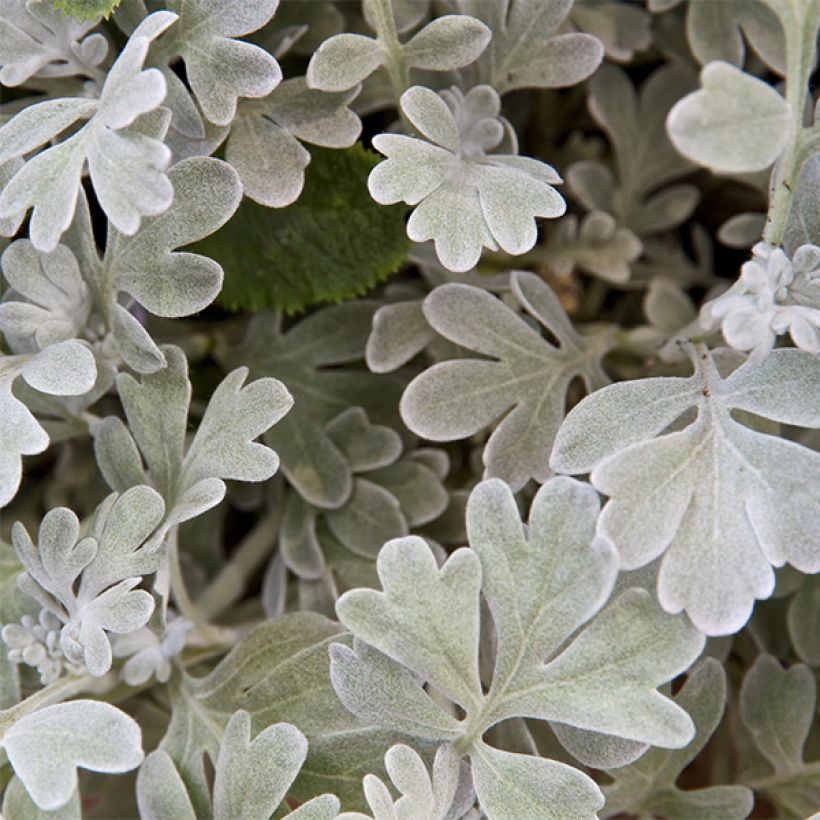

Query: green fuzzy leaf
[
  {"left": 52, "top": 0, "right": 121, "bottom": 22},
  {"left": 196, "top": 145, "right": 409, "bottom": 315}
]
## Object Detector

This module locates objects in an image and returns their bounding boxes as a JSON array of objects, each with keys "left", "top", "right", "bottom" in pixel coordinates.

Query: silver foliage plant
[{"left": 0, "top": 0, "right": 818, "bottom": 817}]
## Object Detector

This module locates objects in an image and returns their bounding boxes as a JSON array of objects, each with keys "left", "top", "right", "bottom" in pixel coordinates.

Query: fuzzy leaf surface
[
  {"left": 1, "top": 700, "right": 143, "bottom": 811},
  {"left": 401, "top": 272, "right": 611, "bottom": 490},
  {"left": 551, "top": 348, "right": 820, "bottom": 635}
]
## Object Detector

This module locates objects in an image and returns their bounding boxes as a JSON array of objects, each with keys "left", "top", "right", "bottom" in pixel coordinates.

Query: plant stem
[
  {"left": 365, "top": 0, "right": 409, "bottom": 100},
  {"left": 0, "top": 672, "right": 106, "bottom": 739},
  {"left": 195, "top": 506, "right": 283, "bottom": 620},
  {"left": 762, "top": 0, "right": 818, "bottom": 246}
]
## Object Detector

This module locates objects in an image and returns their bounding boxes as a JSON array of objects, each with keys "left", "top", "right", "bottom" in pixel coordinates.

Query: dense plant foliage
[{"left": 0, "top": 0, "right": 818, "bottom": 817}]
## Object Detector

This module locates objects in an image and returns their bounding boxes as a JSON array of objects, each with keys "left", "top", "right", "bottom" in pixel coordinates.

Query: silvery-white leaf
[
  {"left": 104, "top": 345, "right": 290, "bottom": 534},
  {"left": 0, "top": 134, "right": 89, "bottom": 254},
  {"left": 551, "top": 348, "right": 820, "bottom": 635},
  {"left": 92, "top": 416, "right": 148, "bottom": 493},
  {"left": 541, "top": 211, "right": 642, "bottom": 283},
  {"left": 603, "top": 658, "right": 754, "bottom": 818},
  {"left": 11, "top": 486, "right": 163, "bottom": 675},
  {"left": 334, "top": 475, "right": 701, "bottom": 802},
  {"left": 369, "top": 86, "right": 565, "bottom": 271},
  {"left": 2, "top": 774, "right": 81, "bottom": 820},
  {"left": 170, "top": 0, "right": 282, "bottom": 125},
  {"left": 498, "top": 588, "right": 703, "bottom": 747},
  {"left": 336, "top": 536, "right": 484, "bottom": 712},
  {"left": 740, "top": 653, "right": 815, "bottom": 775},
  {"left": 216, "top": 303, "right": 404, "bottom": 509},
  {"left": 366, "top": 299, "right": 435, "bottom": 373},
  {"left": 459, "top": 0, "right": 602, "bottom": 93},
  {"left": 113, "top": 345, "right": 189, "bottom": 497},
  {"left": 104, "top": 156, "right": 242, "bottom": 320},
  {"left": 550, "top": 724, "right": 647, "bottom": 770},
  {"left": 181, "top": 365, "right": 293, "bottom": 486},
  {"left": 330, "top": 639, "right": 463, "bottom": 742},
  {"left": 227, "top": 78, "right": 360, "bottom": 207},
  {"left": 19, "top": 340, "right": 96, "bottom": 396},
  {"left": 0, "top": 340, "right": 97, "bottom": 506},
  {"left": 137, "top": 750, "right": 197, "bottom": 820},
  {"left": 344, "top": 742, "right": 470, "bottom": 820},
  {"left": 0, "top": 11, "right": 178, "bottom": 252},
  {"left": 306, "top": 32, "right": 384, "bottom": 92},
  {"left": 0, "top": 240, "right": 92, "bottom": 349},
  {"left": 471, "top": 741, "right": 604, "bottom": 820},
  {"left": 82, "top": 485, "right": 165, "bottom": 593},
  {"left": 400, "top": 273, "right": 611, "bottom": 489},
  {"left": 667, "top": 61, "right": 791, "bottom": 173},
  {"left": 402, "top": 15, "right": 490, "bottom": 70},
  {"left": 0, "top": 380, "right": 49, "bottom": 507},
  {"left": 0, "top": 0, "right": 105, "bottom": 86},
  {"left": 1, "top": 700, "right": 143, "bottom": 812},
  {"left": 212, "top": 711, "right": 308, "bottom": 820},
  {"left": 466, "top": 478, "right": 618, "bottom": 700},
  {"left": 159, "top": 613, "right": 398, "bottom": 812},
  {"left": 307, "top": 12, "right": 487, "bottom": 93}
]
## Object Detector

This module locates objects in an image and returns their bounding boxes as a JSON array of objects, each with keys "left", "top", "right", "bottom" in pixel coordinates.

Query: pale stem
[
  {"left": 195, "top": 505, "right": 283, "bottom": 620},
  {"left": 365, "top": 0, "right": 409, "bottom": 98},
  {"left": 165, "top": 528, "right": 225, "bottom": 644},
  {"left": 0, "top": 671, "right": 108, "bottom": 741},
  {"left": 762, "top": 0, "right": 818, "bottom": 246}
]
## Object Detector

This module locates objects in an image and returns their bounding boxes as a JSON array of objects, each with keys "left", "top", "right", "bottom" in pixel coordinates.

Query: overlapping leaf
[
  {"left": 215, "top": 302, "right": 404, "bottom": 508},
  {"left": 157, "top": 613, "right": 403, "bottom": 813},
  {"left": 551, "top": 347, "right": 820, "bottom": 635},
  {"left": 0, "top": 12, "right": 178, "bottom": 251},
  {"left": 307, "top": 9, "right": 490, "bottom": 92},
  {"left": 61, "top": 156, "right": 241, "bottom": 374},
  {"left": 0, "top": 0, "right": 108, "bottom": 85},
  {"left": 457, "top": 0, "right": 603, "bottom": 93},
  {"left": 602, "top": 658, "right": 754, "bottom": 818},
  {"left": 227, "top": 78, "right": 361, "bottom": 208},
  {"left": 401, "top": 271, "right": 612, "bottom": 490},
  {"left": 739, "top": 654, "right": 820, "bottom": 816},
  {"left": 0, "top": 340, "right": 96, "bottom": 506},
  {"left": 278, "top": 407, "right": 449, "bottom": 611},
  {"left": 138, "top": 710, "right": 339, "bottom": 820},
  {"left": 163, "top": 0, "right": 282, "bottom": 126},
  {"left": 568, "top": 62, "right": 699, "bottom": 238},
  {"left": 331, "top": 477, "right": 704, "bottom": 819},
  {"left": 0, "top": 700, "right": 143, "bottom": 811},
  {"left": 11, "top": 486, "right": 163, "bottom": 676},
  {"left": 94, "top": 344, "right": 292, "bottom": 535}
]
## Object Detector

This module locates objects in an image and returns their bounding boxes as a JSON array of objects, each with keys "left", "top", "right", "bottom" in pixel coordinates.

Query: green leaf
[
  {"left": 196, "top": 145, "right": 409, "bottom": 315},
  {"left": 52, "top": 0, "right": 121, "bottom": 21}
]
